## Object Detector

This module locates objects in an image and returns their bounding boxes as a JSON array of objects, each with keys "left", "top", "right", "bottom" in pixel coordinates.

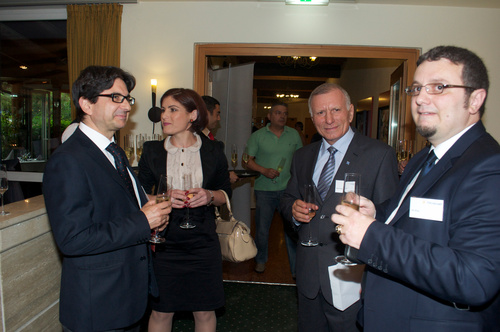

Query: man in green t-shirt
[{"left": 246, "top": 102, "right": 303, "bottom": 274}]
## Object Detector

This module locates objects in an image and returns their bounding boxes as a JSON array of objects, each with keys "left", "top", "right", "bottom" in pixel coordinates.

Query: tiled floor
[{"left": 222, "top": 210, "right": 296, "bottom": 285}]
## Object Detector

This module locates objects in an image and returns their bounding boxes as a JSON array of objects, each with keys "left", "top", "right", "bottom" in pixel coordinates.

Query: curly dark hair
[
  {"left": 72, "top": 66, "right": 136, "bottom": 122},
  {"left": 160, "top": 88, "right": 208, "bottom": 134}
]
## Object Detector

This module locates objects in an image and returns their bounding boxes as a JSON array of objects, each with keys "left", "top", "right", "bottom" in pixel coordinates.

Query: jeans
[{"left": 254, "top": 190, "right": 296, "bottom": 274}]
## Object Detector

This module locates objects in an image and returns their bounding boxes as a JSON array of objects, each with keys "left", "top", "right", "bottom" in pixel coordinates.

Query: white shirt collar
[
  {"left": 432, "top": 123, "right": 476, "bottom": 160},
  {"left": 79, "top": 122, "right": 114, "bottom": 151},
  {"left": 164, "top": 132, "right": 202, "bottom": 153}
]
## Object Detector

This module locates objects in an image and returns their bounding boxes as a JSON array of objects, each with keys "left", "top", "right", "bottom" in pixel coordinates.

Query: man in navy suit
[
  {"left": 280, "top": 83, "right": 398, "bottom": 331},
  {"left": 333, "top": 46, "right": 500, "bottom": 331},
  {"left": 43, "top": 66, "right": 171, "bottom": 332}
]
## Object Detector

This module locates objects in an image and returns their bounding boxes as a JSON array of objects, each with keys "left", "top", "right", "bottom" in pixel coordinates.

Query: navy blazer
[
  {"left": 280, "top": 132, "right": 398, "bottom": 305},
  {"left": 43, "top": 128, "right": 153, "bottom": 331},
  {"left": 359, "top": 122, "right": 500, "bottom": 331}
]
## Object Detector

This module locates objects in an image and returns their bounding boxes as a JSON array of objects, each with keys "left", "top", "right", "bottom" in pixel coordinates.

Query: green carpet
[{"left": 172, "top": 281, "right": 298, "bottom": 332}]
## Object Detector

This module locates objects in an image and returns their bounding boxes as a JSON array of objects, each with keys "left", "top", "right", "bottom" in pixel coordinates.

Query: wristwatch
[{"left": 207, "top": 190, "right": 214, "bottom": 206}]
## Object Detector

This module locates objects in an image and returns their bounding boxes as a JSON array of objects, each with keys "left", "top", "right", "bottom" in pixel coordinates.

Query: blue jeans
[{"left": 254, "top": 190, "right": 296, "bottom": 275}]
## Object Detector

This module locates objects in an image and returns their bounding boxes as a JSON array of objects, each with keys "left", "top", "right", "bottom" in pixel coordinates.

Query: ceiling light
[
  {"left": 285, "top": 0, "right": 329, "bottom": 5},
  {"left": 19, "top": 65, "right": 28, "bottom": 70}
]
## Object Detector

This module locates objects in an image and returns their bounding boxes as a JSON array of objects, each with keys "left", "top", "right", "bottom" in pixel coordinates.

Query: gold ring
[{"left": 335, "top": 225, "right": 343, "bottom": 235}]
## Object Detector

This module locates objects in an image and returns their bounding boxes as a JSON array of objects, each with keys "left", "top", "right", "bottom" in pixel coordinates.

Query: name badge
[
  {"left": 335, "top": 180, "right": 344, "bottom": 193},
  {"left": 409, "top": 197, "right": 444, "bottom": 222}
]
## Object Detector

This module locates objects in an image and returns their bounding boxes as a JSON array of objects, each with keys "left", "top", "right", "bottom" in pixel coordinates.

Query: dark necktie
[
  {"left": 317, "top": 146, "right": 337, "bottom": 200},
  {"left": 106, "top": 142, "right": 138, "bottom": 204},
  {"left": 419, "top": 150, "right": 438, "bottom": 178},
  {"left": 208, "top": 132, "right": 215, "bottom": 140}
]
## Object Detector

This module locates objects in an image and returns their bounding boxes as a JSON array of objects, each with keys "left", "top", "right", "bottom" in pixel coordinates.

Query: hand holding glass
[
  {"left": 335, "top": 173, "right": 361, "bottom": 266},
  {"left": 0, "top": 165, "right": 10, "bottom": 216},
  {"left": 301, "top": 184, "right": 318, "bottom": 247},
  {"left": 151, "top": 174, "right": 171, "bottom": 243}
]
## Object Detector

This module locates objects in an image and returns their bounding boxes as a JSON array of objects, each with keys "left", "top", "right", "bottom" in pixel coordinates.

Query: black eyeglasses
[
  {"left": 404, "top": 83, "right": 476, "bottom": 97},
  {"left": 97, "top": 93, "right": 135, "bottom": 106}
]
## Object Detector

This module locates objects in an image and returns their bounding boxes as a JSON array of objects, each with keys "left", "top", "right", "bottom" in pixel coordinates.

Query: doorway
[{"left": 194, "top": 43, "right": 420, "bottom": 143}]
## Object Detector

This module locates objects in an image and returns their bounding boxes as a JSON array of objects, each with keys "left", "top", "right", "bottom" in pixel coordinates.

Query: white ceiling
[{"left": 140, "top": 0, "right": 500, "bottom": 9}]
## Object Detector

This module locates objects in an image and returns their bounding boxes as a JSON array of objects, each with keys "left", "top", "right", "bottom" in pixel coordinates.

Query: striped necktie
[{"left": 317, "top": 146, "right": 337, "bottom": 200}]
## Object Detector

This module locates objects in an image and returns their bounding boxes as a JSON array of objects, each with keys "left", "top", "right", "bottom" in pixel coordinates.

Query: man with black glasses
[
  {"left": 44, "top": 66, "right": 171, "bottom": 332},
  {"left": 333, "top": 46, "right": 500, "bottom": 331}
]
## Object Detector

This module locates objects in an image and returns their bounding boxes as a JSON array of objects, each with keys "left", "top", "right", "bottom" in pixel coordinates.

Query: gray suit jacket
[{"left": 280, "top": 131, "right": 398, "bottom": 305}]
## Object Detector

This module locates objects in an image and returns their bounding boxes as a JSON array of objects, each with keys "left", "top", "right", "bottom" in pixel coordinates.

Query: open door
[{"left": 211, "top": 62, "right": 255, "bottom": 228}]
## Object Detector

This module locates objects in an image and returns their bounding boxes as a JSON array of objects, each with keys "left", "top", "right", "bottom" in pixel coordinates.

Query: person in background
[
  {"left": 294, "top": 121, "right": 307, "bottom": 146},
  {"left": 201, "top": 95, "right": 239, "bottom": 183},
  {"left": 43, "top": 65, "right": 171, "bottom": 332},
  {"left": 280, "top": 83, "right": 398, "bottom": 332},
  {"left": 139, "top": 88, "right": 231, "bottom": 332},
  {"left": 246, "top": 102, "right": 303, "bottom": 274},
  {"left": 332, "top": 46, "right": 500, "bottom": 331}
]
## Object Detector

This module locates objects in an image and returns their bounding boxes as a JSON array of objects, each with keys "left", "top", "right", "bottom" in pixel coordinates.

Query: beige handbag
[{"left": 215, "top": 190, "right": 257, "bottom": 263}]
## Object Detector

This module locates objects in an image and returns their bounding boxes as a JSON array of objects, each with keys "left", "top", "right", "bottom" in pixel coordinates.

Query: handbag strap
[{"left": 215, "top": 190, "right": 232, "bottom": 218}]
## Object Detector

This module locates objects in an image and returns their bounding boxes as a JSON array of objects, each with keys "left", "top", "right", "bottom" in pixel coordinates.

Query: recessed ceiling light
[{"left": 19, "top": 65, "right": 28, "bottom": 70}]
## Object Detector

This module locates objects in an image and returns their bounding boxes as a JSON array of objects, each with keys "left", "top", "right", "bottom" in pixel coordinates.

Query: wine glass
[
  {"left": 123, "top": 134, "right": 134, "bottom": 163},
  {"left": 231, "top": 144, "right": 238, "bottom": 170},
  {"left": 300, "top": 184, "right": 318, "bottom": 247},
  {"left": 136, "top": 134, "right": 145, "bottom": 161},
  {"left": 0, "top": 165, "right": 10, "bottom": 216},
  {"left": 242, "top": 145, "right": 249, "bottom": 168},
  {"left": 180, "top": 173, "right": 196, "bottom": 229},
  {"left": 335, "top": 173, "right": 361, "bottom": 266},
  {"left": 272, "top": 157, "right": 286, "bottom": 184},
  {"left": 151, "top": 174, "right": 171, "bottom": 243}
]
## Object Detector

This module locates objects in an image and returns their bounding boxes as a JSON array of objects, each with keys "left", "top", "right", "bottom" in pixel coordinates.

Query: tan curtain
[{"left": 67, "top": 3, "right": 123, "bottom": 118}]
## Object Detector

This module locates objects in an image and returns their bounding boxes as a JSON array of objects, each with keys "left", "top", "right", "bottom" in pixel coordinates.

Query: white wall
[{"left": 121, "top": 1, "right": 500, "bottom": 142}]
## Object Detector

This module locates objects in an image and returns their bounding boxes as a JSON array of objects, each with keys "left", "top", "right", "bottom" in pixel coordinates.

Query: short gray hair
[{"left": 308, "top": 83, "right": 351, "bottom": 116}]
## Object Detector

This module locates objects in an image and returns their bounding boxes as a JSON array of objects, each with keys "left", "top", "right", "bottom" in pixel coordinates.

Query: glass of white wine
[
  {"left": 231, "top": 144, "right": 238, "bottom": 170},
  {"left": 335, "top": 173, "right": 361, "bottom": 266},
  {"left": 242, "top": 145, "right": 249, "bottom": 168},
  {"left": 151, "top": 174, "right": 171, "bottom": 243},
  {"left": 272, "top": 157, "right": 286, "bottom": 184},
  {"left": 123, "top": 134, "right": 134, "bottom": 163},
  {"left": 301, "top": 184, "right": 318, "bottom": 247},
  {"left": 180, "top": 173, "right": 196, "bottom": 229},
  {"left": 0, "top": 165, "right": 10, "bottom": 216},
  {"left": 136, "top": 134, "right": 145, "bottom": 161}
]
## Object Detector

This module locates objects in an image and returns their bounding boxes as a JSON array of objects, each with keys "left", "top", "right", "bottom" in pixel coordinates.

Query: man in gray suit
[{"left": 280, "top": 83, "right": 398, "bottom": 331}]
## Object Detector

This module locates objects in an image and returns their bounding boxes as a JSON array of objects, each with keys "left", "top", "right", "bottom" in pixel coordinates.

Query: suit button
[{"left": 140, "top": 256, "right": 146, "bottom": 261}]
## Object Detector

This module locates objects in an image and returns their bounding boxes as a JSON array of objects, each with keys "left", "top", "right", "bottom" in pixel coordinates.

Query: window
[{"left": 0, "top": 20, "right": 70, "bottom": 164}]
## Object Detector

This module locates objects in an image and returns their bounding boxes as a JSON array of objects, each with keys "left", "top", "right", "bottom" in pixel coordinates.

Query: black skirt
[{"left": 150, "top": 207, "right": 224, "bottom": 312}]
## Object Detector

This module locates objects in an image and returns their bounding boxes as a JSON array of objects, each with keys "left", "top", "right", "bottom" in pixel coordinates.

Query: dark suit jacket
[
  {"left": 280, "top": 132, "right": 398, "bottom": 305},
  {"left": 138, "top": 134, "right": 231, "bottom": 198},
  {"left": 359, "top": 122, "right": 500, "bottom": 331},
  {"left": 43, "top": 128, "right": 153, "bottom": 332}
]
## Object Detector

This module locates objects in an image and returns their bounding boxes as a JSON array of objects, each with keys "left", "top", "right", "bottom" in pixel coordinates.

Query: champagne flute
[
  {"left": 300, "top": 184, "right": 318, "bottom": 247},
  {"left": 0, "top": 165, "right": 10, "bottom": 216},
  {"left": 123, "top": 134, "right": 134, "bottom": 163},
  {"left": 242, "top": 145, "right": 249, "bottom": 168},
  {"left": 231, "top": 144, "right": 238, "bottom": 170},
  {"left": 335, "top": 173, "right": 361, "bottom": 266},
  {"left": 272, "top": 157, "right": 286, "bottom": 184},
  {"left": 136, "top": 134, "right": 145, "bottom": 160},
  {"left": 180, "top": 173, "right": 196, "bottom": 229},
  {"left": 150, "top": 174, "right": 171, "bottom": 243}
]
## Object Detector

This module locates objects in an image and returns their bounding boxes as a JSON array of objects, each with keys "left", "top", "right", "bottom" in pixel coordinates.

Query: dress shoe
[{"left": 255, "top": 263, "right": 266, "bottom": 273}]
